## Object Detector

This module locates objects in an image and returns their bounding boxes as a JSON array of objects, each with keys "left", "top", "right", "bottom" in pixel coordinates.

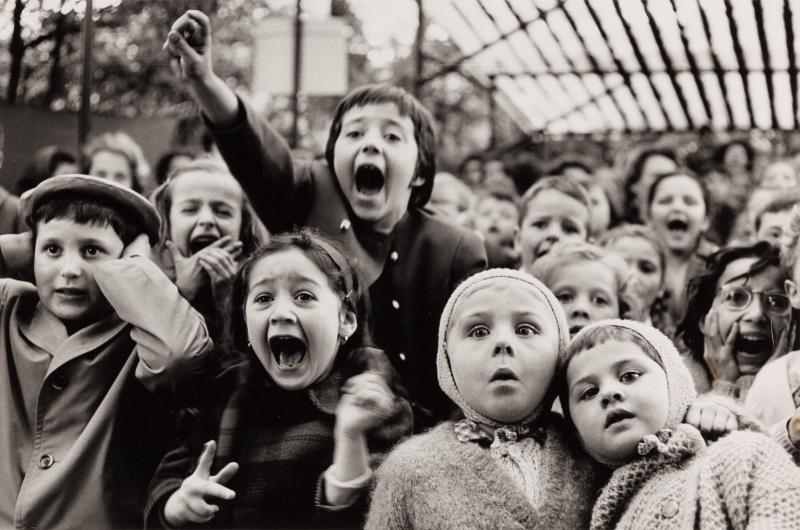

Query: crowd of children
[{"left": 0, "top": 7, "right": 799, "bottom": 529}]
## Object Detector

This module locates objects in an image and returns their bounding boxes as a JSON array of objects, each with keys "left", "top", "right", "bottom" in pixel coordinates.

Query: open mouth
[
  {"left": 666, "top": 218, "right": 689, "bottom": 232},
  {"left": 569, "top": 324, "right": 585, "bottom": 336},
  {"left": 268, "top": 335, "right": 307, "bottom": 370},
  {"left": 189, "top": 235, "right": 219, "bottom": 254},
  {"left": 354, "top": 164, "right": 385, "bottom": 196},
  {"left": 605, "top": 408, "right": 635, "bottom": 428},
  {"left": 734, "top": 334, "right": 772, "bottom": 357},
  {"left": 490, "top": 367, "right": 518, "bottom": 382}
]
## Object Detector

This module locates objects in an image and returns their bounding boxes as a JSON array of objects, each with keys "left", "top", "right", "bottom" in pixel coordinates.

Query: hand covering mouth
[
  {"left": 268, "top": 335, "right": 307, "bottom": 369},
  {"left": 354, "top": 163, "right": 385, "bottom": 196},
  {"left": 189, "top": 234, "right": 219, "bottom": 254},
  {"left": 490, "top": 367, "right": 519, "bottom": 382},
  {"left": 604, "top": 408, "right": 635, "bottom": 428}
]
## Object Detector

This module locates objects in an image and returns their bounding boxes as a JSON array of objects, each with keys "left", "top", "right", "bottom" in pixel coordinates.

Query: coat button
[
  {"left": 390, "top": 251, "right": 399, "bottom": 262},
  {"left": 50, "top": 374, "right": 67, "bottom": 390},
  {"left": 339, "top": 220, "right": 351, "bottom": 231},
  {"left": 398, "top": 352, "right": 406, "bottom": 362},
  {"left": 38, "top": 454, "right": 54, "bottom": 469},
  {"left": 660, "top": 500, "right": 678, "bottom": 518},
  {"left": 392, "top": 299, "right": 400, "bottom": 309}
]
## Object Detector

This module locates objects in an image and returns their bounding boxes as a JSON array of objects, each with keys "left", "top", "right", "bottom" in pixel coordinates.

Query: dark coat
[{"left": 208, "top": 99, "right": 487, "bottom": 429}]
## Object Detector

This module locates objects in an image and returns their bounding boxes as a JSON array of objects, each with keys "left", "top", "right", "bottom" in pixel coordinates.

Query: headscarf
[{"left": 437, "top": 268, "right": 570, "bottom": 428}]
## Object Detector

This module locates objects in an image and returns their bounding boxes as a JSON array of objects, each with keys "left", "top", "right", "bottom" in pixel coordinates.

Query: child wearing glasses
[
  {"left": 677, "top": 241, "right": 793, "bottom": 399},
  {"left": 745, "top": 206, "right": 800, "bottom": 463}
]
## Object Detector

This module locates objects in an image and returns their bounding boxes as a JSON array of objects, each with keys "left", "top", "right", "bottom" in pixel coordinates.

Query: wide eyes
[
  {"left": 620, "top": 370, "right": 640, "bottom": 383},
  {"left": 466, "top": 323, "right": 538, "bottom": 338},
  {"left": 467, "top": 325, "right": 490, "bottom": 338}
]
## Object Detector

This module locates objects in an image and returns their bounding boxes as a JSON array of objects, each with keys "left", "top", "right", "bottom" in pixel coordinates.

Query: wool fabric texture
[
  {"left": 437, "top": 268, "right": 570, "bottom": 427},
  {"left": 564, "top": 318, "right": 697, "bottom": 467}
]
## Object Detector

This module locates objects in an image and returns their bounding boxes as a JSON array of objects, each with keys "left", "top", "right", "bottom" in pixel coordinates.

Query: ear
[
  {"left": 339, "top": 306, "right": 357, "bottom": 342},
  {"left": 786, "top": 279, "right": 800, "bottom": 310}
]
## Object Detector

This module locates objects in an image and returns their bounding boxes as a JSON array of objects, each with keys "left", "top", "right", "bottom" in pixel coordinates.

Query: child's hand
[
  {"left": 789, "top": 407, "right": 800, "bottom": 447},
  {"left": 163, "top": 10, "right": 214, "bottom": 83},
  {"left": 335, "top": 372, "right": 395, "bottom": 438},
  {"left": 122, "top": 233, "right": 152, "bottom": 260},
  {"left": 684, "top": 400, "right": 738, "bottom": 438},
  {"left": 703, "top": 309, "right": 740, "bottom": 383},
  {"left": 163, "top": 440, "right": 238, "bottom": 527},
  {"left": 167, "top": 236, "right": 241, "bottom": 300}
]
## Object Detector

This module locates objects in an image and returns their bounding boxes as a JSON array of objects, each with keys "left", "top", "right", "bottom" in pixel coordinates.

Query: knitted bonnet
[
  {"left": 562, "top": 319, "right": 697, "bottom": 466},
  {"left": 437, "top": 268, "right": 570, "bottom": 427}
]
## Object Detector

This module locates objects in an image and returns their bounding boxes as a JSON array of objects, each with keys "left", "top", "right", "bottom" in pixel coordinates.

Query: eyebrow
[
  {"left": 342, "top": 116, "right": 408, "bottom": 129},
  {"left": 248, "top": 273, "right": 323, "bottom": 292}
]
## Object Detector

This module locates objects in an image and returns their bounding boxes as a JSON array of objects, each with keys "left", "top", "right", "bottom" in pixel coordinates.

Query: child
[
  {"left": 678, "top": 241, "right": 792, "bottom": 398},
  {"left": 548, "top": 157, "right": 615, "bottom": 236},
  {"left": 600, "top": 224, "right": 675, "bottom": 337},
  {"left": 165, "top": 11, "right": 486, "bottom": 430},
  {"left": 560, "top": 319, "right": 800, "bottom": 529},
  {"left": 745, "top": 204, "right": 800, "bottom": 462},
  {"left": 366, "top": 269, "right": 604, "bottom": 529},
  {"left": 83, "top": 131, "right": 148, "bottom": 192},
  {"left": 151, "top": 159, "right": 264, "bottom": 345},
  {"left": 473, "top": 179, "right": 521, "bottom": 268},
  {"left": 517, "top": 175, "right": 592, "bottom": 275},
  {"left": 531, "top": 241, "right": 639, "bottom": 337},
  {"left": 753, "top": 189, "right": 800, "bottom": 250},
  {"left": 145, "top": 230, "right": 411, "bottom": 528},
  {"left": 622, "top": 146, "right": 678, "bottom": 224},
  {"left": 0, "top": 174, "right": 212, "bottom": 529},
  {"left": 426, "top": 171, "right": 475, "bottom": 228},
  {"left": 646, "top": 170, "right": 717, "bottom": 326}
]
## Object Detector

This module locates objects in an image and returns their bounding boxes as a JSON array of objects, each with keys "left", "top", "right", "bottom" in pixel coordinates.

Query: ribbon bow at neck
[{"left": 454, "top": 419, "right": 546, "bottom": 448}]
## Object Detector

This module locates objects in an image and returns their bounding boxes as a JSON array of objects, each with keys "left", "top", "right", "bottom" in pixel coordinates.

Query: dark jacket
[{"left": 208, "top": 99, "right": 487, "bottom": 429}]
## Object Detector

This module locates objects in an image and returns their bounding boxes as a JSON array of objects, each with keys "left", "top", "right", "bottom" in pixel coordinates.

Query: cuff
[
  {"left": 143, "top": 478, "right": 183, "bottom": 529},
  {"left": 202, "top": 95, "right": 248, "bottom": 135},
  {"left": 770, "top": 417, "right": 800, "bottom": 464},
  {"left": 711, "top": 379, "right": 741, "bottom": 400},
  {"left": 315, "top": 466, "right": 372, "bottom": 511}
]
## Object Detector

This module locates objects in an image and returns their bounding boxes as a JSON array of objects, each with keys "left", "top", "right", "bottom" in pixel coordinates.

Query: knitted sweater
[
  {"left": 365, "top": 415, "right": 605, "bottom": 530},
  {"left": 591, "top": 424, "right": 800, "bottom": 530}
]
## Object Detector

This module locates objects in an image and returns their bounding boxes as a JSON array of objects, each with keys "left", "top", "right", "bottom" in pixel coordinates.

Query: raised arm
[
  {"left": 93, "top": 250, "right": 213, "bottom": 392},
  {"left": 164, "top": 10, "right": 305, "bottom": 233}
]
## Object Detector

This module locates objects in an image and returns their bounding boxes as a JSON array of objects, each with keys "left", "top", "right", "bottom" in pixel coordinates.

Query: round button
[
  {"left": 660, "top": 500, "right": 679, "bottom": 518},
  {"left": 50, "top": 374, "right": 67, "bottom": 390},
  {"left": 398, "top": 352, "right": 406, "bottom": 362},
  {"left": 392, "top": 300, "right": 400, "bottom": 310},
  {"left": 390, "top": 251, "right": 399, "bottom": 262},
  {"left": 38, "top": 454, "right": 54, "bottom": 469}
]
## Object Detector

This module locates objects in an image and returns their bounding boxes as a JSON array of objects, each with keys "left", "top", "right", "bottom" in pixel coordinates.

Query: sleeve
[
  {"left": 729, "top": 434, "right": 800, "bottom": 528},
  {"left": 204, "top": 95, "right": 314, "bottom": 233},
  {"left": 363, "top": 449, "right": 414, "bottom": 530},
  {"left": 143, "top": 444, "right": 199, "bottom": 530},
  {"left": 769, "top": 417, "right": 800, "bottom": 465},
  {"left": 448, "top": 229, "right": 488, "bottom": 293},
  {"left": 93, "top": 257, "right": 213, "bottom": 392}
]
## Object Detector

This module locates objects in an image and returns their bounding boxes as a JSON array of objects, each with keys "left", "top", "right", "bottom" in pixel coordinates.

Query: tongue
[{"left": 278, "top": 349, "right": 304, "bottom": 369}]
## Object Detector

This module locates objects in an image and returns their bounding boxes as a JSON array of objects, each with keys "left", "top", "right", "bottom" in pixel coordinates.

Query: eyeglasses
[{"left": 715, "top": 285, "right": 791, "bottom": 317}]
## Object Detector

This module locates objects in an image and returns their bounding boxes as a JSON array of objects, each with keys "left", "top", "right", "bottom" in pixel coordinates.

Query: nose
[
  {"left": 197, "top": 205, "right": 216, "bottom": 227},
  {"left": 59, "top": 252, "right": 82, "bottom": 278},
  {"left": 493, "top": 335, "right": 514, "bottom": 357},
  {"left": 360, "top": 128, "right": 382, "bottom": 155},
  {"left": 600, "top": 385, "right": 625, "bottom": 407},
  {"left": 570, "top": 299, "right": 590, "bottom": 321},
  {"left": 269, "top": 297, "right": 297, "bottom": 325},
  {"left": 741, "top": 293, "right": 768, "bottom": 324}
]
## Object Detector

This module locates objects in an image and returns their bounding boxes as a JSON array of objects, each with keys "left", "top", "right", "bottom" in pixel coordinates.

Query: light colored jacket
[{"left": 0, "top": 256, "right": 212, "bottom": 529}]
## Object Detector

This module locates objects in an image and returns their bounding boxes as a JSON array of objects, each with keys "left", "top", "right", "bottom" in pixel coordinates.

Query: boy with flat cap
[{"left": 0, "top": 174, "right": 213, "bottom": 529}]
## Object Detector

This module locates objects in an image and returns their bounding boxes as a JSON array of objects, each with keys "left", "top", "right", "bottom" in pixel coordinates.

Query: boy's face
[
  {"left": 706, "top": 259, "right": 790, "bottom": 375},
  {"left": 474, "top": 196, "right": 519, "bottom": 250},
  {"left": 567, "top": 339, "right": 669, "bottom": 463},
  {"left": 446, "top": 279, "right": 559, "bottom": 423},
  {"left": 518, "top": 189, "right": 589, "bottom": 270},
  {"left": 90, "top": 149, "right": 134, "bottom": 189},
  {"left": 428, "top": 181, "right": 463, "bottom": 223},
  {"left": 632, "top": 154, "right": 677, "bottom": 219},
  {"left": 648, "top": 175, "right": 707, "bottom": 255},
  {"left": 756, "top": 209, "right": 793, "bottom": 250},
  {"left": 34, "top": 219, "right": 124, "bottom": 330},
  {"left": 333, "top": 103, "right": 422, "bottom": 233},
  {"left": 550, "top": 261, "right": 620, "bottom": 336},
  {"left": 606, "top": 236, "right": 662, "bottom": 310},
  {"left": 761, "top": 162, "right": 797, "bottom": 190},
  {"left": 169, "top": 170, "right": 244, "bottom": 255},
  {"left": 587, "top": 184, "right": 611, "bottom": 235}
]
